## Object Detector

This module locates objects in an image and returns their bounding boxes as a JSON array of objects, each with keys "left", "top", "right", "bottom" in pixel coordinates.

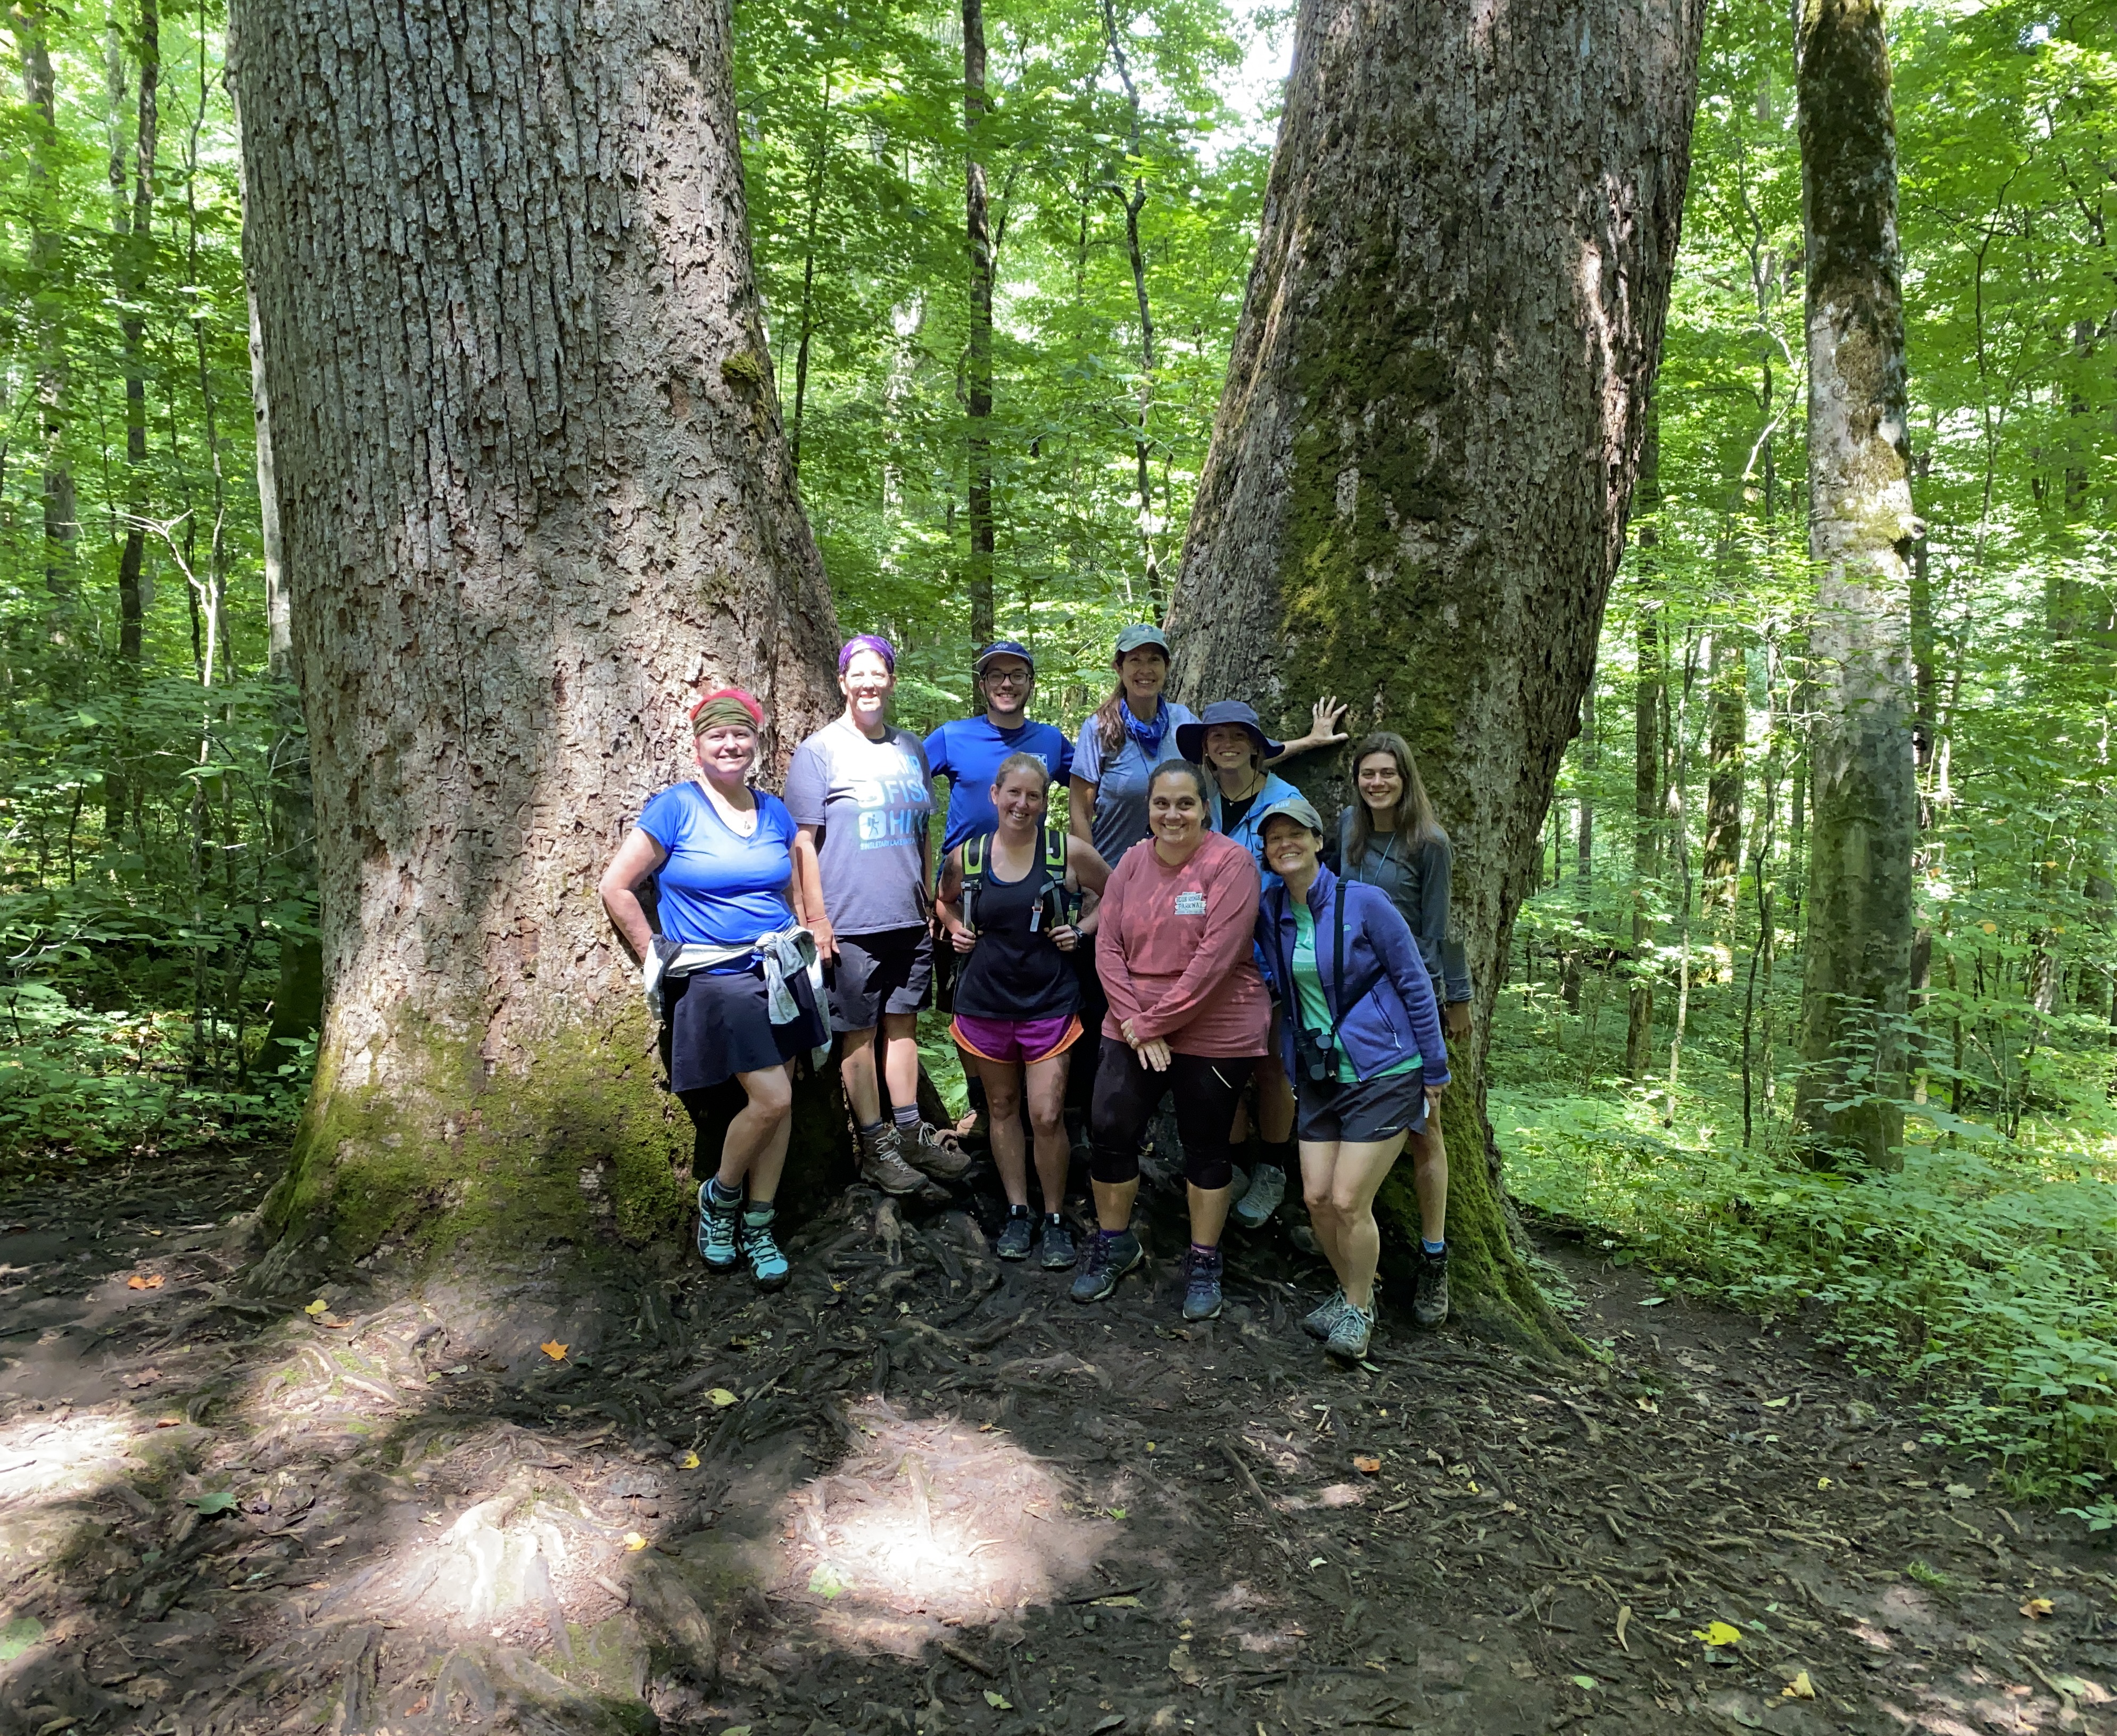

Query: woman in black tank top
[{"left": 937, "top": 754, "right": 1111, "bottom": 1267}]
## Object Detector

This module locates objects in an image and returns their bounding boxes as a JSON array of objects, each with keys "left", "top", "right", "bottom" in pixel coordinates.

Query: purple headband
[{"left": 838, "top": 634, "right": 897, "bottom": 675}]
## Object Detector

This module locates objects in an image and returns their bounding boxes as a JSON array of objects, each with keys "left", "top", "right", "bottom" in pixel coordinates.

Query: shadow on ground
[{"left": 1, "top": 1144, "right": 2113, "bottom": 1735}]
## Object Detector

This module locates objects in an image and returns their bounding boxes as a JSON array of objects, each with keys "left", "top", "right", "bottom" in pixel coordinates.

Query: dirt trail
[{"left": 1, "top": 1148, "right": 2112, "bottom": 1736}]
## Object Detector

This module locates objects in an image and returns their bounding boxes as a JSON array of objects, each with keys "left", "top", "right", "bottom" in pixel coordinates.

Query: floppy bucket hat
[{"left": 1175, "top": 699, "right": 1283, "bottom": 764}]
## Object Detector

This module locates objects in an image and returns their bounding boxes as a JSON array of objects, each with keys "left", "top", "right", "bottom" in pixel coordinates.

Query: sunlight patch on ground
[
  {"left": 784, "top": 1398, "right": 1107, "bottom": 1647},
  {"left": 0, "top": 1409, "right": 140, "bottom": 1504}
]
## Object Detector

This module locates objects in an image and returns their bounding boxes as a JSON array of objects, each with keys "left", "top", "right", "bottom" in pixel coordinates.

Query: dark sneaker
[
  {"left": 1230, "top": 1163, "right": 1286, "bottom": 1230},
  {"left": 697, "top": 1181, "right": 740, "bottom": 1271},
  {"left": 904, "top": 1120, "right": 974, "bottom": 1179},
  {"left": 1326, "top": 1296, "right": 1375, "bottom": 1360},
  {"left": 1068, "top": 1229, "right": 1143, "bottom": 1304},
  {"left": 858, "top": 1125, "right": 925, "bottom": 1196},
  {"left": 1285, "top": 1220, "right": 1323, "bottom": 1257},
  {"left": 740, "top": 1204, "right": 790, "bottom": 1289},
  {"left": 995, "top": 1206, "right": 1035, "bottom": 1261},
  {"left": 1302, "top": 1289, "right": 1349, "bottom": 1340},
  {"left": 1038, "top": 1216, "right": 1078, "bottom": 1271},
  {"left": 1181, "top": 1245, "right": 1225, "bottom": 1322},
  {"left": 1412, "top": 1245, "right": 1450, "bottom": 1326}
]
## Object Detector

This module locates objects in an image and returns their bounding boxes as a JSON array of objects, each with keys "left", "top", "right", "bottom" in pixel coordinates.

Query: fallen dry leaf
[
  {"left": 677, "top": 1451, "right": 700, "bottom": 1469},
  {"left": 1782, "top": 1670, "right": 1815, "bottom": 1700},
  {"left": 127, "top": 1273, "right": 164, "bottom": 1291},
  {"left": 1615, "top": 1606, "right": 1631, "bottom": 1654},
  {"left": 623, "top": 1531, "right": 649, "bottom": 1551},
  {"left": 304, "top": 1298, "right": 328, "bottom": 1316},
  {"left": 1353, "top": 1454, "right": 1382, "bottom": 1475},
  {"left": 1693, "top": 1621, "right": 1741, "bottom": 1649},
  {"left": 707, "top": 1388, "right": 738, "bottom": 1408},
  {"left": 541, "top": 1340, "right": 568, "bottom": 1362},
  {"left": 2021, "top": 1597, "right": 2054, "bottom": 1619}
]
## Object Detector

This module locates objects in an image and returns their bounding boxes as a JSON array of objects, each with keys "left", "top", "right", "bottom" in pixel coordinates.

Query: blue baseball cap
[
  {"left": 975, "top": 640, "right": 1036, "bottom": 675},
  {"left": 1176, "top": 699, "right": 1283, "bottom": 764}
]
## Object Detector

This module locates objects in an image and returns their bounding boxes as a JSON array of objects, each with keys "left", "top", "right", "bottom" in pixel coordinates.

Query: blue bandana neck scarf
[{"left": 1123, "top": 700, "right": 1168, "bottom": 762}]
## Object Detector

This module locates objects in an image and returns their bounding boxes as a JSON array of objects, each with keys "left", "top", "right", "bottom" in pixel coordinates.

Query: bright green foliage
[
  {"left": 734, "top": 0, "right": 1271, "bottom": 726},
  {"left": 0, "top": 0, "right": 307, "bottom": 1169}
]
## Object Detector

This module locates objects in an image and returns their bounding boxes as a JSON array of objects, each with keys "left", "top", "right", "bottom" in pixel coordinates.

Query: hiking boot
[
  {"left": 995, "top": 1205, "right": 1035, "bottom": 1261},
  {"left": 740, "top": 1204, "right": 790, "bottom": 1290},
  {"left": 858, "top": 1123, "right": 925, "bottom": 1196},
  {"left": 1302, "top": 1288, "right": 1350, "bottom": 1341},
  {"left": 697, "top": 1180, "right": 741, "bottom": 1272},
  {"left": 1181, "top": 1245, "right": 1225, "bottom": 1322},
  {"left": 1230, "top": 1163, "right": 1286, "bottom": 1230},
  {"left": 1039, "top": 1216, "right": 1078, "bottom": 1271},
  {"left": 1412, "top": 1244, "right": 1450, "bottom": 1327},
  {"left": 1069, "top": 1229, "right": 1143, "bottom": 1304},
  {"left": 1326, "top": 1296, "right": 1376, "bottom": 1360},
  {"left": 903, "top": 1120, "right": 973, "bottom": 1179},
  {"left": 1285, "top": 1219, "right": 1323, "bottom": 1257}
]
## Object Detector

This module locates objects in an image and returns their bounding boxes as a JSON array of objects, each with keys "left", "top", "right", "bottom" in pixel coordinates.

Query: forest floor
[{"left": 1, "top": 1144, "right": 2114, "bottom": 1736}]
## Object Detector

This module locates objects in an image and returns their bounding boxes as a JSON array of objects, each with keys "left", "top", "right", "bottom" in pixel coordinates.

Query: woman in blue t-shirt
[{"left": 599, "top": 688, "right": 828, "bottom": 1290}]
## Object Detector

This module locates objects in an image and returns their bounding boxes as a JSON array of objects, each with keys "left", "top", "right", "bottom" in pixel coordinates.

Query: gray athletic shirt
[
  {"left": 783, "top": 717, "right": 933, "bottom": 935},
  {"left": 1334, "top": 806, "right": 1473, "bottom": 1004},
  {"left": 1071, "top": 700, "right": 1200, "bottom": 865}
]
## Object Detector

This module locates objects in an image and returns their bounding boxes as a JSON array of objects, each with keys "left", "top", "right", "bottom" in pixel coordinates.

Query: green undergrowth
[{"left": 1498, "top": 1075, "right": 2117, "bottom": 1522}]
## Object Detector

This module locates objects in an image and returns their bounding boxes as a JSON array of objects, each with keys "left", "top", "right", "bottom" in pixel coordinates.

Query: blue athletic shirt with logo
[
  {"left": 634, "top": 782, "right": 798, "bottom": 962},
  {"left": 924, "top": 715, "right": 1075, "bottom": 855}
]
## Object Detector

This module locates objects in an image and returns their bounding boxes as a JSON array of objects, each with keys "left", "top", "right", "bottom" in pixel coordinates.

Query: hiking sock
[
  {"left": 706, "top": 1177, "right": 743, "bottom": 1208},
  {"left": 892, "top": 1104, "right": 923, "bottom": 1131},
  {"left": 1423, "top": 1237, "right": 1446, "bottom": 1256},
  {"left": 857, "top": 1117, "right": 888, "bottom": 1143}
]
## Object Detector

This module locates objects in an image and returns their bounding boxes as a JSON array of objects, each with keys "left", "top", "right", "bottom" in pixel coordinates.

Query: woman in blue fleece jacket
[{"left": 1253, "top": 795, "right": 1448, "bottom": 1360}]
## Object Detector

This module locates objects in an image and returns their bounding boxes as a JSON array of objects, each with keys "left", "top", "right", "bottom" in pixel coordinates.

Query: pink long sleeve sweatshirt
[{"left": 1095, "top": 830, "right": 1269, "bottom": 1056}]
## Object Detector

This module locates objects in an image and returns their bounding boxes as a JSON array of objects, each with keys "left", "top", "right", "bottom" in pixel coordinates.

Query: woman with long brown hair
[{"left": 1333, "top": 731, "right": 1471, "bottom": 1329}]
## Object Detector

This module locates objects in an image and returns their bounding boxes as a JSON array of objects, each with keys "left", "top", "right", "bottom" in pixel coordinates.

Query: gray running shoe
[
  {"left": 858, "top": 1123, "right": 926, "bottom": 1196},
  {"left": 1326, "top": 1296, "right": 1376, "bottom": 1360},
  {"left": 995, "top": 1206, "right": 1035, "bottom": 1261},
  {"left": 1069, "top": 1229, "right": 1143, "bottom": 1304},
  {"left": 1181, "top": 1245, "right": 1225, "bottom": 1322},
  {"left": 904, "top": 1120, "right": 974, "bottom": 1179},
  {"left": 1412, "top": 1245, "right": 1450, "bottom": 1326},
  {"left": 1039, "top": 1216, "right": 1078, "bottom": 1270},
  {"left": 1302, "top": 1288, "right": 1350, "bottom": 1340},
  {"left": 1230, "top": 1163, "right": 1286, "bottom": 1230}
]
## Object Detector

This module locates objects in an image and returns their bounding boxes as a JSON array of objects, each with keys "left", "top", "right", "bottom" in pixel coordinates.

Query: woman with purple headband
[{"left": 787, "top": 635, "right": 970, "bottom": 1194}]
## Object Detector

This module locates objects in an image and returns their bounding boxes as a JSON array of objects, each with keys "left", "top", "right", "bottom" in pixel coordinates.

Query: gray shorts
[
  {"left": 830, "top": 925, "right": 933, "bottom": 1031},
  {"left": 1295, "top": 1068, "right": 1427, "bottom": 1145}
]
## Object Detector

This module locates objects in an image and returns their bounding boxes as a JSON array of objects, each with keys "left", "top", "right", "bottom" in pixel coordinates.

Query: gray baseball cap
[
  {"left": 1256, "top": 793, "right": 1326, "bottom": 837},
  {"left": 1113, "top": 623, "right": 1172, "bottom": 659}
]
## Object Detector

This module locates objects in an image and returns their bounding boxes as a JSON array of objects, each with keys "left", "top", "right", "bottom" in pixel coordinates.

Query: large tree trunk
[
  {"left": 231, "top": 0, "right": 842, "bottom": 1282},
  {"left": 1626, "top": 409, "right": 1662, "bottom": 1079},
  {"left": 1165, "top": 0, "right": 1703, "bottom": 1350},
  {"left": 1792, "top": 0, "right": 1918, "bottom": 1172}
]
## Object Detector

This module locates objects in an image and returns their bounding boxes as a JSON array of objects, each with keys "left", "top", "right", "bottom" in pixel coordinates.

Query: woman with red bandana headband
[{"left": 600, "top": 688, "right": 828, "bottom": 1289}]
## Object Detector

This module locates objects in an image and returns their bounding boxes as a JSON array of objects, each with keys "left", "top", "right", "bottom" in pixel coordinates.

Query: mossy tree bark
[
  {"left": 1792, "top": 0, "right": 1918, "bottom": 1172},
  {"left": 1165, "top": 0, "right": 1706, "bottom": 1352},
  {"left": 231, "top": 0, "right": 842, "bottom": 1282}
]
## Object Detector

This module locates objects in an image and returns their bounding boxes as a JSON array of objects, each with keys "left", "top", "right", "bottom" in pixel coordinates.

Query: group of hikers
[{"left": 598, "top": 626, "right": 1470, "bottom": 1361}]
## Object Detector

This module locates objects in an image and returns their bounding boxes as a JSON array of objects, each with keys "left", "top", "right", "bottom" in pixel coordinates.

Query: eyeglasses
[{"left": 983, "top": 668, "right": 1032, "bottom": 688}]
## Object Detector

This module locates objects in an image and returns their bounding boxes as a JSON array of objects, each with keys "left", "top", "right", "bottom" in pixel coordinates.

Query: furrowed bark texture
[
  {"left": 1165, "top": 0, "right": 1703, "bottom": 1350},
  {"left": 1793, "top": 0, "right": 1917, "bottom": 1171},
  {"left": 231, "top": 0, "right": 842, "bottom": 1275}
]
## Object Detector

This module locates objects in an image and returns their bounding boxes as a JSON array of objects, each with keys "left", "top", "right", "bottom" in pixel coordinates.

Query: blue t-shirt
[
  {"left": 635, "top": 782, "right": 798, "bottom": 954},
  {"left": 924, "top": 715, "right": 1076, "bottom": 855}
]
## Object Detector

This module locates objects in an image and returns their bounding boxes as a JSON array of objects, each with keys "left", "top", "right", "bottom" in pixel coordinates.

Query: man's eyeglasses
[{"left": 982, "top": 668, "right": 1033, "bottom": 688}]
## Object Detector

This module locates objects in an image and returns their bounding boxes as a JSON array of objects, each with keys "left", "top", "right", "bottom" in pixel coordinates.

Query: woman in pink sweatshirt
[{"left": 1071, "top": 758, "right": 1269, "bottom": 1321}]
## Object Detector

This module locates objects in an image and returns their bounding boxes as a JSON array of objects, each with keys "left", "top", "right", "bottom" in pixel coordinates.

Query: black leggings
[{"left": 1088, "top": 1036, "right": 1256, "bottom": 1191}]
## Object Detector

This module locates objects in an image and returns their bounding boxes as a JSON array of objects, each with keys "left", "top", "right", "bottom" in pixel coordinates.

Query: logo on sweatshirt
[{"left": 1173, "top": 891, "right": 1208, "bottom": 916}]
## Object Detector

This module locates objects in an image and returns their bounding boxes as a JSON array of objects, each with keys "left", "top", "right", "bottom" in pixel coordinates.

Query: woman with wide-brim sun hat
[{"left": 598, "top": 688, "right": 829, "bottom": 1290}]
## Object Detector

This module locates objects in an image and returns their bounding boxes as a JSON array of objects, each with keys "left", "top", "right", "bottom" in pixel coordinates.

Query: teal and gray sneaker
[
  {"left": 739, "top": 1203, "right": 789, "bottom": 1289},
  {"left": 995, "top": 1205, "right": 1035, "bottom": 1261},
  {"left": 1181, "top": 1245, "right": 1225, "bottom": 1322},
  {"left": 1069, "top": 1229, "right": 1143, "bottom": 1304},
  {"left": 1038, "top": 1215, "right": 1078, "bottom": 1270},
  {"left": 1326, "top": 1296, "right": 1376, "bottom": 1360},
  {"left": 1302, "top": 1289, "right": 1350, "bottom": 1340},
  {"left": 698, "top": 1180, "right": 741, "bottom": 1272},
  {"left": 1230, "top": 1164, "right": 1286, "bottom": 1230}
]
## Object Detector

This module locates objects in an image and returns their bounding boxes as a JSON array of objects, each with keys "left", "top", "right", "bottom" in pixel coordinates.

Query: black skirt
[{"left": 666, "top": 963, "right": 827, "bottom": 1093}]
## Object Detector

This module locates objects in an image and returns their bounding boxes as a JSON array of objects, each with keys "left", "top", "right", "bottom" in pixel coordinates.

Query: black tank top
[{"left": 953, "top": 830, "right": 1080, "bottom": 1023}]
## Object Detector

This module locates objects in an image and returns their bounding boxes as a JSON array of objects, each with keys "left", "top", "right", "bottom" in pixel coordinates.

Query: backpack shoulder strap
[{"left": 964, "top": 832, "right": 988, "bottom": 881}]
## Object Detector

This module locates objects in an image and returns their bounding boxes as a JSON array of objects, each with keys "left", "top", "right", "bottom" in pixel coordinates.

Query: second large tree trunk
[
  {"left": 1167, "top": 0, "right": 1704, "bottom": 1349},
  {"left": 231, "top": 0, "right": 842, "bottom": 1284},
  {"left": 1793, "top": 0, "right": 1918, "bottom": 1171}
]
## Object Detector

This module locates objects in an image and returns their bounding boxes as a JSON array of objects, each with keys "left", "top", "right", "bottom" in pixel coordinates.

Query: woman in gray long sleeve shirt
[{"left": 1333, "top": 731, "right": 1469, "bottom": 1330}]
